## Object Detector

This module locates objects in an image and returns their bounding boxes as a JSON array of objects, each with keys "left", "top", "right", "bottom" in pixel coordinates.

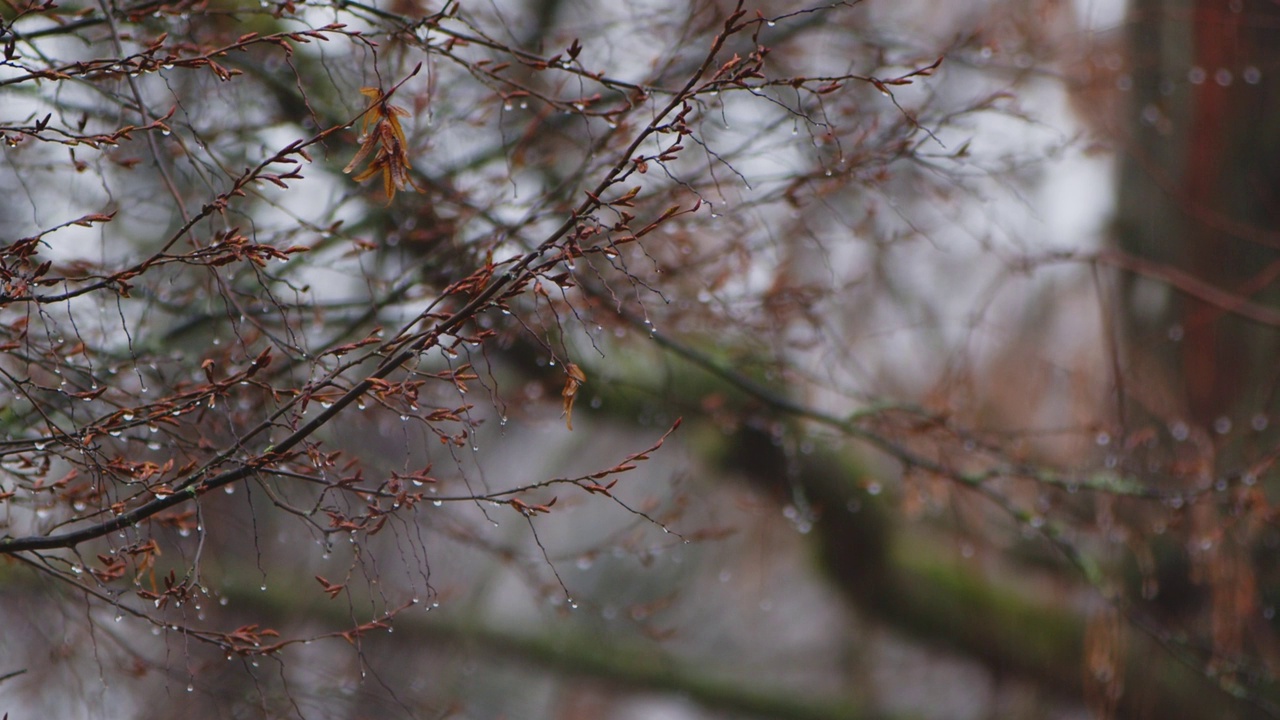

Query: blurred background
[{"left": 2, "top": 0, "right": 1279, "bottom": 718}]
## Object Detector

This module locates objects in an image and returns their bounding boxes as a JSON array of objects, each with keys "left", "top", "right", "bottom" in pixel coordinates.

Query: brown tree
[{"left": 1, "top": 0, "right": 1277, "bottom": 718}]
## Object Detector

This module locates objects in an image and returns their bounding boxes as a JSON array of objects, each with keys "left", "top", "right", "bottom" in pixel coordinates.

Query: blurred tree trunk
[
  {"left": 1114, "top": 0, "right": 1280, "bottom": 708},
  {"left": 1117, "top": 0, "right": 1280, "bottom": 428}
]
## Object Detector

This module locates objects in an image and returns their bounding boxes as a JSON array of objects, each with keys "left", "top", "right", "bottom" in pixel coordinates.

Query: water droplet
[
  {"left": 866, "top": 482, "right": 882, "bottom": 496},
  {"left": 432, "top": 500, "right": 443, "bottom": 507}
]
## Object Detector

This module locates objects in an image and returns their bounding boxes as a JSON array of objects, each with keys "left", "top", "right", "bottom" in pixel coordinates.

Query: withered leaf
[
  {"left": 344, "top": 87, "right": 421, "bottom": 203},
  {"left": 561, "top": 362, "right": 587, "bottom": 430}
]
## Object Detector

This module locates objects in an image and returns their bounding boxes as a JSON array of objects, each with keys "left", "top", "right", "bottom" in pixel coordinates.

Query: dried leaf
[
  {"left": 561, "top": 363, "right": 587, "bottom": 430},
  {"left": 344, "top": 87, "right": 422, "bottom": 203}
]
